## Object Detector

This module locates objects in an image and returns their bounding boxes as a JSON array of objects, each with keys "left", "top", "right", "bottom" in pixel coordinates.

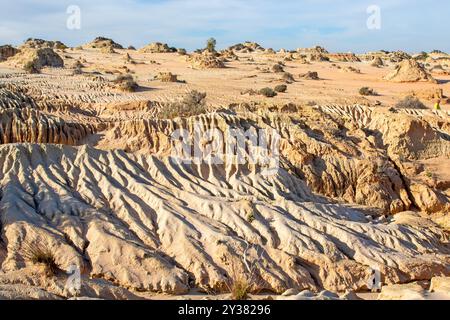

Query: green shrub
[
  {"left": 23, "top": 61, "right": 40, "bottom": 74},
  {"left": 359, "top": 87, "right": 377, "bottom": 96},
  {"left": 229, "top": 278, "right": 252, "bottom": 300},
  {"left": 274, "top": 84, "right": 287, "bottom": 93},
  {"left": 259, "top": 87, "right": 277, "bottom": 98},
  {"left": 415, "top": 52, "right": 428, "bottom": 61},
  {"left": 206, "top": 38, "right": 217, "bottom": 53}
]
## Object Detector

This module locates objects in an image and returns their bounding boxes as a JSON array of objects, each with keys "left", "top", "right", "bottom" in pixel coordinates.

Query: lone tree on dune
[{"left": 206, "top": 38, "right": 217, "bottom": 53}]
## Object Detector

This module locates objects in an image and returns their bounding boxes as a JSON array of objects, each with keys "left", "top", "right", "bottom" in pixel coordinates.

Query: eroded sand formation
[{"left": 0, "top": 41, "right": 449, "bottom": 300}]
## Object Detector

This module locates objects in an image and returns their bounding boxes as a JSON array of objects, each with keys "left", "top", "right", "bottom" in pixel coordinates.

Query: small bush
[
  {"left": 177, "top": 48, "right": 187, "bottom": 56},
  {"left": 224, "top": 246, "right": 264, "bottom": 300},
  {"left": 272, "top": 64, "right": 284, "bottom": 73},
  {"left": 183, "top": 90, "right": 207, "bottom": 106},
  {"left": 23, "top": 61, "right": 40, "bottom": 74},
  {"left": 282, "top": 72, "right": 295, "bottom": 83},
  {"left": 415, "top": 52, "right": 428, "bottom": 61},
  {"left": 159, "top": 90, "right": 208, "bottom": 119},
  {"left": 259, "top": 87, "right": 277, "bottom": 98},
  {"left": 395, "top": 96, "right": 427, "bottom": 109},
  {"left": 22, "top": 241, "right": 60, "bottom": 277},
  {"left": 113, "top": 74, "right": 139, "bottom": 92},
  {"left": 359, "top": 87, "right": 377, "bottom": 96},
  {"left": 274, "top": 84, "right": 287, "bottom": 93},
  {"left": 229, "top": 277, "right": 252, "bottom": 300}
]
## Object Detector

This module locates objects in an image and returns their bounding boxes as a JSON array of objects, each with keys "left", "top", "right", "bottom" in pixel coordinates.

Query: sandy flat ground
[{"left": 36, "top": 48, "right": 450, "bottom": 111}]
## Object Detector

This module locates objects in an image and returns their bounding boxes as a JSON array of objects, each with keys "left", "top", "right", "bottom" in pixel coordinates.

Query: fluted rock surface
[{"left": 0, "top": 144, "right": 448, "bottom": 295}]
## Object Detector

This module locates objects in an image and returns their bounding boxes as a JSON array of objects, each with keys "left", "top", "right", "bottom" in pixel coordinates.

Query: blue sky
[{"left": 0, "top": 0, "right": 448, "bottom": 53}]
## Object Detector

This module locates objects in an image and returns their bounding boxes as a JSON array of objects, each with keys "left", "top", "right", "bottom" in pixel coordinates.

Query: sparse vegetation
[
  {"left": 206, "top": 38, "right": 217, "bottom": 53},
  {"left": 395, "top": 95, "right": 427, "bottom": 109},
  {"left": 177, "top": 48, "right": 187, "bottom": 56},
  {"left": 22, "top": 241, "right": 60, "bottom": 277},
  {"left": 159, "top": 90, "right": 208, "bottom": 119},
  {"left": 23, "top": 61, "right": 40, "bottom": 74},
  {"left": 425, "top": 171, "right": 433, "bottom": 179},
  {"left": 272, "top": 64, "right": 284, "bottom": 73},
  {"left": 274, "top": 84, "right": 287, "bottom": 93},
  {"left": 300, "top": 71, "right": 319, "bottom": 80},
  {"left": 415, "top": 52, "right": 429, "bottom": 61},
  {"left": 282, "top": 72, "right": 295, "bottom": 83},
  {"left": 224, "top": 244, "right": 264, "bottom": 300},
  {"left": 113, "top": 74, "right": 139, "bottom": 92},
  {"left": 228, "top": 276, "right": 252, "bottom": 300},
  {"left": 359, "top": 87, "right": 378, "bottom": 96},
  {"left": 246, "top": 212, "right": 256, "bottom": 223},
  {"left": 259, "top": 87, "right": 277, "bottom": 98}
]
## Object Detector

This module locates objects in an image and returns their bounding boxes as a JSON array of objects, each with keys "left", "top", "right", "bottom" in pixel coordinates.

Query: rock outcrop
[
  {"left": 187, "top": 52, "right": 225, "bottom": 69},
  {"left": 384, "top": 59, "right": 436, "bottom": 83},
  {"left": 0, "top": 45, "right": 19, "bottom": 62},
  {"left": 371, "top": 57, "right": 384, "bottom": 67},
  {"left": 229, "top": 42, "right": 264, "bottom": 53},
  {"left": 85, "top": 37, "right": 123, "bottom": 50},
  {"left": 21, "top": 38, "right": 67, "bottom": 50},
  {"left": 327, "top": 53, "right": 360, "bottom": 62},
  {"left": 8, "top": 48, "right": 64, "bottom": 69},
  {"left": 0, "top": 143, "right": 448, "bottom": 295},
  {"left": 0, "top": 87, "right": 93, "bottom": 145},
  {"left": 0, "top": 45, "right": 449, "bottom": 299},
  {"left": 139, "top": 42, "right": 175, "bottom": 53}
]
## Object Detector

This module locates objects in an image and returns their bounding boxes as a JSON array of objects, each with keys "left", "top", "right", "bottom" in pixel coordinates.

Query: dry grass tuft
[
  {"left": 159, "top": 90, "right": 208, "bottom": 119},
  {"left": 359, "top": 87, "right": 377, "bottom": 96},
  {"left": 224, "top": 243, "right": 264, "bottom": 300},
  {"left": 395, "top": 95, "right": 427, "bottom": 109},
  {"left": 21, "top": 240, "right": 60, "bottom": 277},
  {"left": 113, "top": 74, "right": 139, "bottom": 92}
]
